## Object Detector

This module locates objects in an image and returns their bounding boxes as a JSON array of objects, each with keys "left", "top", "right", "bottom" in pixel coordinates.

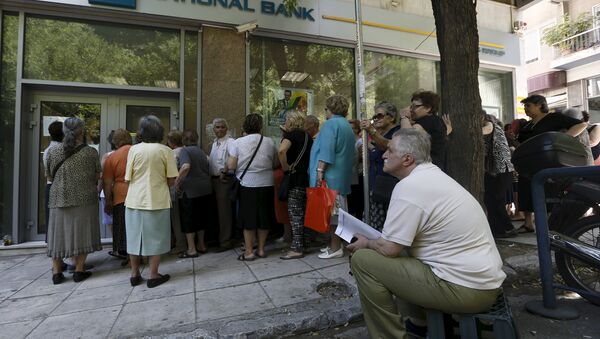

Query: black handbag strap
[
  {"left": 49, "top": 144, "right": 86, "bottom": 179},
  {"left": 289, "top": 132, "right": 309, "bottom": 172},
  {"left": 239, "top": 135, "right": 264, "bottom": 181}
]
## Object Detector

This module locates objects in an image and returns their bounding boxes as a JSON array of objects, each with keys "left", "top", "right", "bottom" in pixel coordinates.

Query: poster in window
[{"left": 268, "top": 88, "right": 313, "bottom": 126}]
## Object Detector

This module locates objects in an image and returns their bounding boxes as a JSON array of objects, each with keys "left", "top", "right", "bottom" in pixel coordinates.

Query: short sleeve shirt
[
  {"left": 382, "top": 163, "right": 506, "bottom": 290},
  {"left": 229, "top": 134, "right": 277, "bottom": 187},
  {"left": 124, "top": 142, "right": 179, "bottom": 210},
  {"left": 46, "top": 145, "right": 101, "bottom": 208},
  {"left": 103, "top": 145, "right": 131, "bottom": 206},
  {"left": 178, "top": 146, "right": 212, "bottom": 197}
]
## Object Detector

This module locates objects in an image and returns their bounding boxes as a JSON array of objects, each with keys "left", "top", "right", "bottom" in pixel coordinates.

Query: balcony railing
[{"left": 552, "top": 26, "right": 600, "bottom": 59}]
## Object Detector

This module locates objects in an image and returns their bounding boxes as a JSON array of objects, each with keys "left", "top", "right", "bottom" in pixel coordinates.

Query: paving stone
[
  {"left": 75, "top": 266, "right": 133, "bottom": 290},
  {"left": 0, "top": 292, "right": 69, "bottom": 324},
  {"left": 194, "top": 265, "right": 257, "bottom": 292},
  {"left": 505, "top": 254, "right": 540, "bottom": 272},
  {"left": 0, "top": 263, "right": 48, "bottom": 284},
  {"left": 195, "top": 283, "right": 274, "bottom": 322},
  {"left": 9, "top": 271, "right": 78, "bottom": 299},
  {"left": 29, "top": 305, "right": 121, "bottom": 339},
  {"left": 0, "top": 319, "right": 42, "bottom": 338},
  {"left": 0, "top": 256, "right": 28, "bottom": 272},
  {"left": 0, "top": 280, "right": 30, "bottom": 302},
  {"left": 52, "top": 283, "right": 132, "bottom": 315},
  {"left": 260, "top": 271, "right": 328, "bottom": 307},
  {"left": 301, "top": 252, "right": 350, "bottom": 269},
  {"left": 193, "top": 250, "right": 246, "bottom": 271},
  {"left": 110, "top": 293, "right": 196, "bottom": 337},
  {"left": 247, "top": 257, "right": 314, "bottom": 281},
  {"left": 317, "top": 263, "right": 357, "bottom": 289},
  {"left": 127, "top": 270, "right": 194, "bottom": 303}
]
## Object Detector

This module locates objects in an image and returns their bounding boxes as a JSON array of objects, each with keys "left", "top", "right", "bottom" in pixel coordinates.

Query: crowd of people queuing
[{"left": 42, "top": 89, "right": 596, "bottom": 336}]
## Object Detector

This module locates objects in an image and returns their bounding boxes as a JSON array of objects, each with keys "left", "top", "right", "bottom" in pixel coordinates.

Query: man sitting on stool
[{"left": 348, "top": 129, "right": 506, "bottom": 339}]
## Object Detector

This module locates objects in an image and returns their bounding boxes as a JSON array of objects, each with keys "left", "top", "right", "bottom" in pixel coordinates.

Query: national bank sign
[
  {"left": 88, "top": 0, "right": 315, "bottom": 21},
  {"left": 89, "top": 0, "right": 136, "bottom": 9}
]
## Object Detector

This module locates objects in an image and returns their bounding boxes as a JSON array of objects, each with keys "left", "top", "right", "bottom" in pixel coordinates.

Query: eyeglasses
[
  {"left": 410, "top": 104, "right": 424, "bottom": 109},
  {"left": 372, "top": 113, "right": 386, "bottom": 120}
]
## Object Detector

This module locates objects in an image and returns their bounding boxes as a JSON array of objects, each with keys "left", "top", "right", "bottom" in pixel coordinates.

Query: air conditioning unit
[{"left": 513, "top": 20, "right": 527, "bottom": 32}]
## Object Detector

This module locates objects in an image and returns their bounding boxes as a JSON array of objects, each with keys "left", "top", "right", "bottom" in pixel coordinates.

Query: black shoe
[
  {"left": 73, "top": 271, "right": 92, "bottom": 283},
  {"left": 60, "top": 262, "right": 68, "bottom": 272},
  {"left": 147, "top": 274, "right": 170, "bottom": 288},
  {"left": 130, "top": 275, "right": 143, "bottom": 287},
  {"left": 494, "top": 229, "right": 519, "bottom": 238},
  {"left": 405, "top": 319, "right": 427, "bottom": 339},
  {"left": 67, "top": 263, "right": 95, "bottom": 273},
  {"left": 52, "top": 273, "right": 65, "bottom": 285}
]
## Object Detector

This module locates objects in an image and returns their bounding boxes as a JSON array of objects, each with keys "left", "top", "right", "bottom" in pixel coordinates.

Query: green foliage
[
  {"left": 542, "top": 13, "right": 593, "bottom": 47},
  {"left": 283, "top": 0, "right": 298, "bottom": 13}
]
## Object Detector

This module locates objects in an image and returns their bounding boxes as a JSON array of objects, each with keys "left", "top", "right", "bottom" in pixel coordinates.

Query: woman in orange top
[{"left": 103, "top": 128, "right": 133, "bottom": 261}]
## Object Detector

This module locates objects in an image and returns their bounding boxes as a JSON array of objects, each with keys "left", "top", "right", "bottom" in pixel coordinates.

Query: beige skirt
[{"left": 47, "top": 202, "right": 102, "bottom": 259}]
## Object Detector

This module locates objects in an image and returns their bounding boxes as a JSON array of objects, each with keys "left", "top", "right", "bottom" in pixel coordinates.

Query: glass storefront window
[
  {"left": 184, "top": 31, "right": 198, "bottom": 132},
  {"left": 364, "top": 51, "right": 440, "bottom": 116},
  {"left": 0, "top": 13, "right": 18, "bottom": 239},
  {"left": 478, "top": 69, "right": 514, "bottom": 124},
  {"left": 249, "top": 38, "right": 355, "bottom": 139},
  {"left": 24, "top": 15, "right": 180, "bottom": 88},
  {"left": 587, "top": 77, "right": 600, "bottom": 123}
]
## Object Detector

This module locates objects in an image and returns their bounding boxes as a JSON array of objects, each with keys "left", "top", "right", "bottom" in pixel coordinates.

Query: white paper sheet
[{"left": 335, "top": 209, "right": 382, "bottom": 243}]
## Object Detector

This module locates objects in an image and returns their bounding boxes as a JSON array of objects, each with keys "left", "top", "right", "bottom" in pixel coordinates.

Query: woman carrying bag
[{"left": 278, "top": 112, "right": 312, "bottom": 260}]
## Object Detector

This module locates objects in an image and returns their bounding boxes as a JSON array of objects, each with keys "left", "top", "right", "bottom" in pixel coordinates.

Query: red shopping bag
[{"left": 304, "top": 181, "right": 338, "bottom": 233}]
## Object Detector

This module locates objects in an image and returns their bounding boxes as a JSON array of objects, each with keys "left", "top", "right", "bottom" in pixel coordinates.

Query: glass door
[
  {"left": 119, "top": 98, "right": 179, "bottom": 142},
  {"left": 29, "top": 94, "right": 108, "bottom": 241}
]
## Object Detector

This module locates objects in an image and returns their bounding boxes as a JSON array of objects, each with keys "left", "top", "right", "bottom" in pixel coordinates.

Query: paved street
[{"left": 1, "top": 234, "right": 599, "bottom": 338}]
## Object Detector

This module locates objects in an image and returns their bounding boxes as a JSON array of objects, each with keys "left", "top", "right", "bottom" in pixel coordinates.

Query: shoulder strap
[
  {"left": 50, "top": 144, "right": 86, "bottom": 179},
  {"left": 289, "top": 132, "right": 309, "bottom": 171},
  {"left": 240, "top": 135, "right": 263, "bottom": 181}
]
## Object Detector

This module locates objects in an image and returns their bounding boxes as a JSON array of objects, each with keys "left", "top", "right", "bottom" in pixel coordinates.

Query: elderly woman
[
  {"left": 278, "top": 112, "right": 313, "bottom": 260},
  {"left": 125, "top": 116, "right": 178, "bottom": 288},
  {"left": 167, "top": 130, "right": 186, "bottom": 254},
  {"left": 227, "top": 113, "right": 279, "bottom": 261},
  {"left": 103, "top": 128, "right": 132, "bottom": 260},
  {"left": 482, "top": 113, "right": 517, "bottom": 238},
  {"left": 516, "top": 95, "right": 587, "bottom": 232},
  {"left": 46, "top": 117, "right": 102, "bottom": 285},
  {"left": 399, "top": 91, "right": 447, "bottom": 171},
  {"left": 360, "top": 102, "right": 401, "bottom": 230},
  {"left": 310, "top": 95, "right": 356, "bottom": 259},
  {"left": 175, "top": 130, "right": 212, "bottom": 258}
]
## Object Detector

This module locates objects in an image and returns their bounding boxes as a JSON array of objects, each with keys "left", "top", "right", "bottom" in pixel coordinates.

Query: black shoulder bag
[
  {"left": 229, "top": 135, "right": 264, "bottom": 202},
  {"left": 278, "top": 133, "right": 308, "bottom": 202}
]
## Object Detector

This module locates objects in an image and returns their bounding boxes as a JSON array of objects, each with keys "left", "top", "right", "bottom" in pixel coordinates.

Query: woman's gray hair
[
  {"left": 374, "top": 101, "right": 398, "bottom": 123},
  {"left": 62, "top": 117, "right": 85, "bottom": 155},
  {"left": 138, "top": 115, "right": 164, "bottom": 143},
  {"left": 212, "top": 118, "right": 229, "bottom": 129},
  {"left": 391, "top": 129, "right": 432, "bottom": 165},
  {"left": 562, "top": 108, "right": 583, "bottom": 121}
]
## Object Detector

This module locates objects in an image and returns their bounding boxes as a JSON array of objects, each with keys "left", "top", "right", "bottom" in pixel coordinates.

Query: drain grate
[{"left": 316, "top": 281, "right": 353, "bottom": 300}]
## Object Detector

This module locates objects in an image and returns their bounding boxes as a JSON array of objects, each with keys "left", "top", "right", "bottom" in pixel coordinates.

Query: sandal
[
  {"left": 517, "top": 225, "right": 535, "bottom": 233},
  {"left": 237, "top": 253, "right": 256, "bottom": 261},
  {"left": 178, "top": 252, "right": 199, "bottom": 259},
  {"left": 255, "top": 252, "right": 268, "bottom": 258}
]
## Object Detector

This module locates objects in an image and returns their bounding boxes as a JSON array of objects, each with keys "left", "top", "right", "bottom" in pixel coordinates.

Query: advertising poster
[{"left": 268, "top": 87, "right": 313, "bottom": 127}]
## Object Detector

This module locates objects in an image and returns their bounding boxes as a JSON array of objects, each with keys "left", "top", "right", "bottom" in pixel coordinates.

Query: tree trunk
[{"left": 431, "top": 0, "right": 484, "bottom": 203}]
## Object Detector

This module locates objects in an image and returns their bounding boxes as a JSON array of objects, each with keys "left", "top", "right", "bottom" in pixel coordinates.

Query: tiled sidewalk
[{"left": 0, "top": 245, "right": 359, "bottom": 338}]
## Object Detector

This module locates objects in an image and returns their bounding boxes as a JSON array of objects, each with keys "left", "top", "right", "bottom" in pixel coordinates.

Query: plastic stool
[{"left": 425, "top": 291, "right": 519, "bottom": 339}]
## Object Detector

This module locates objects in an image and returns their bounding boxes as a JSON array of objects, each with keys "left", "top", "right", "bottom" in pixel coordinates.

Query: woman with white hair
[
  {"left": 125, "top": 115, "right": 178, "bottom": 288},
  {"left": 46, "top": 117, "right": 102, "bottom": 285}
]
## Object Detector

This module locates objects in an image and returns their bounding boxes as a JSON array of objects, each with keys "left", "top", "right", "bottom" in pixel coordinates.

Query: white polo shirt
[{"left": 383, "top": 163, "right": 506, "bottom": 290}]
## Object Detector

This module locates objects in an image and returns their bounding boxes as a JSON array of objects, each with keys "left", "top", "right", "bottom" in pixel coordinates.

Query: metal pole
[{"left": 354, "top": 0, "right": 370, "bottom": 224}]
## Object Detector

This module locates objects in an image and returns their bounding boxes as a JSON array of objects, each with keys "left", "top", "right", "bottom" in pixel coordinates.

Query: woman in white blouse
[{"left": 227, "top": 114, "right": 279, "bottom": 261}]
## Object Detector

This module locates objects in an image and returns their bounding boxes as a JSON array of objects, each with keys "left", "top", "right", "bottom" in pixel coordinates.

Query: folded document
[{"left": 335, "top": 209, "right": 382, "bottom": 243}]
